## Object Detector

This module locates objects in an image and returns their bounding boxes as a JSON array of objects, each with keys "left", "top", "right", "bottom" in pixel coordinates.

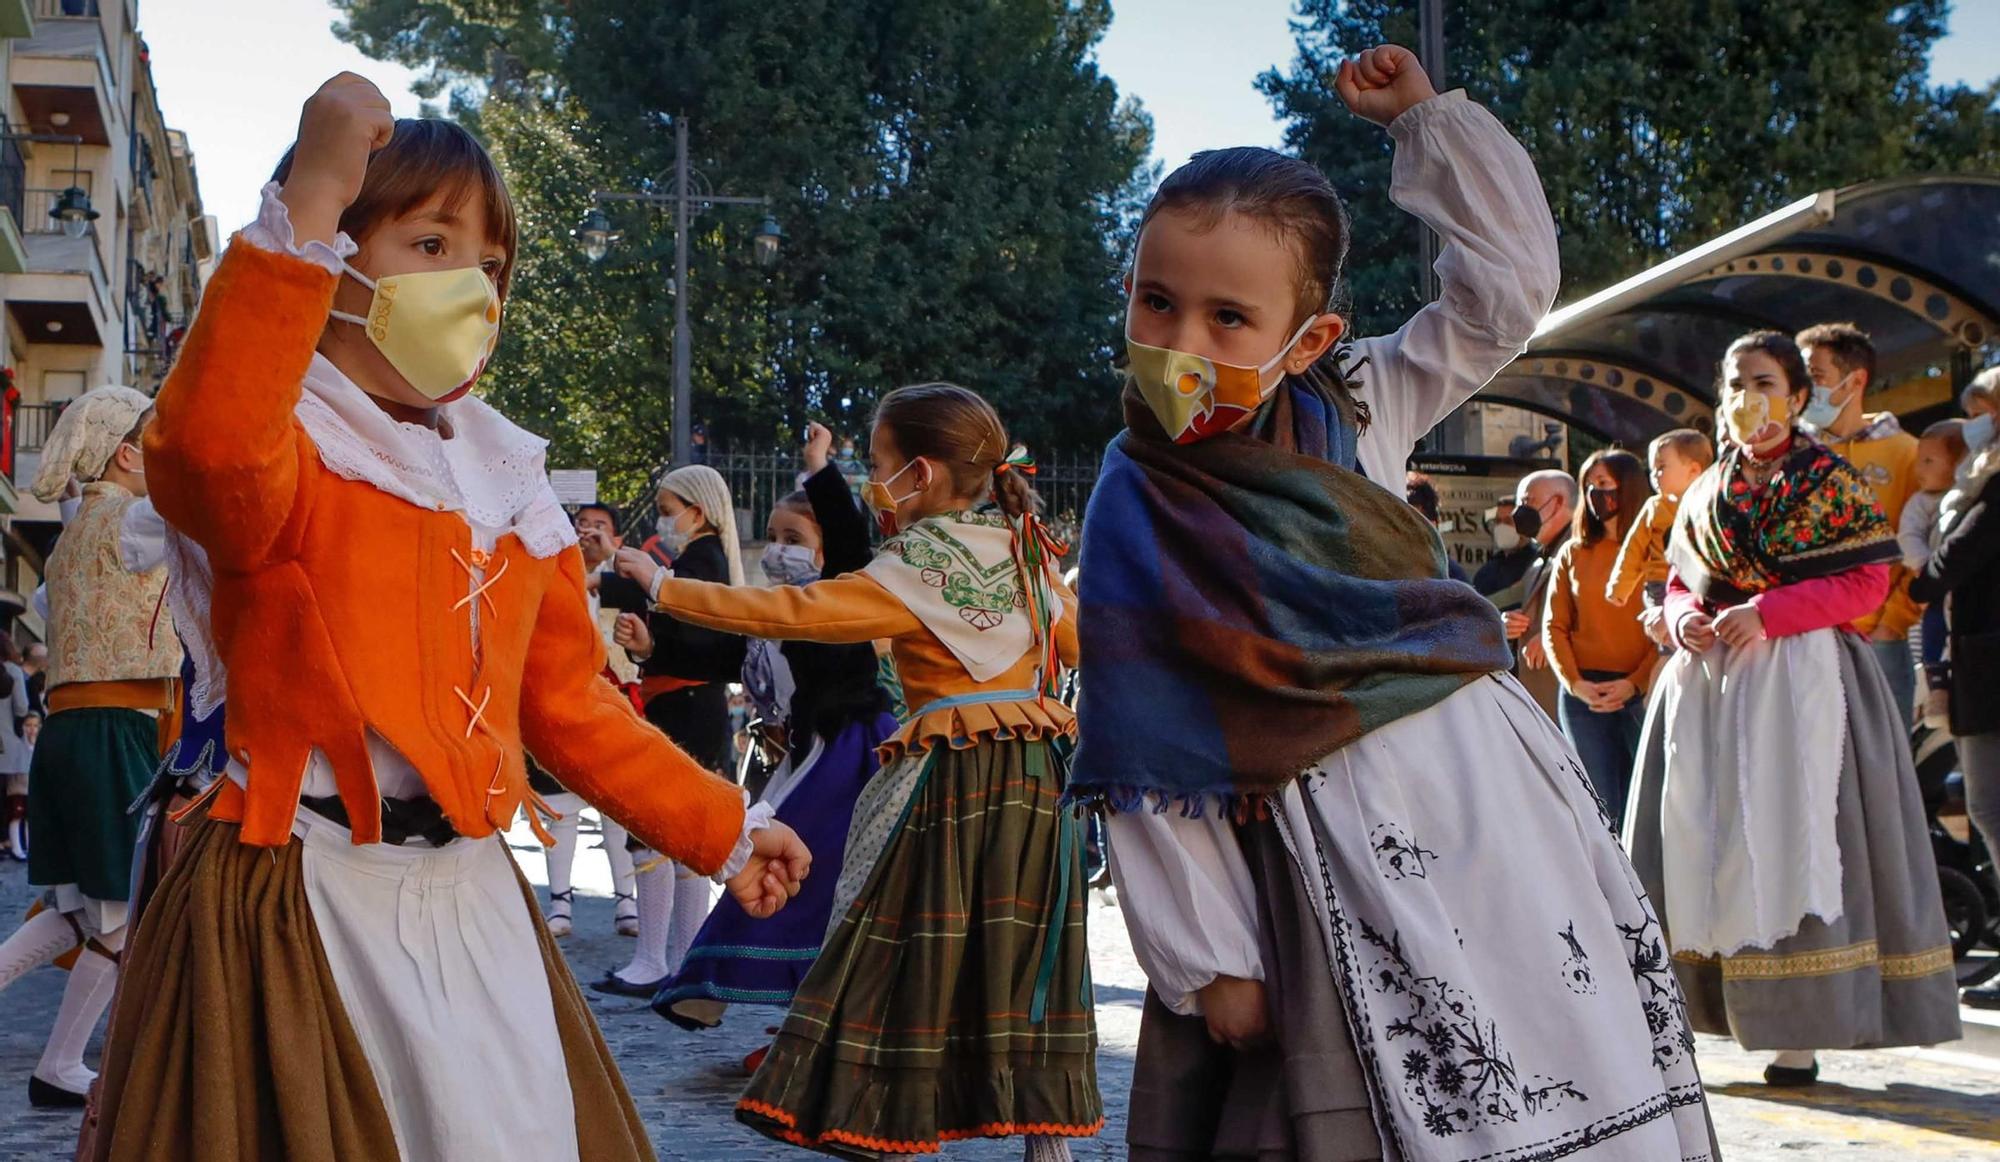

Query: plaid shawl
[
  {"left": 1668, "top": 434, "right": 1899, "bottom": 606},
  {"left": 1067, "top": 373, "right": 1513, "bottom": 808}
]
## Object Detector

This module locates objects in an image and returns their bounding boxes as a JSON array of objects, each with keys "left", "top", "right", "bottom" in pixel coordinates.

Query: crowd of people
[{"left": 0, "top": 39, "right": 1989, "bottom": 1162}]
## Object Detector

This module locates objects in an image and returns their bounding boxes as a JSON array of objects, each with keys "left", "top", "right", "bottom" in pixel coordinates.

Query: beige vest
[{"left": 46, "top": 483, "right": 182, "bottom": 690}]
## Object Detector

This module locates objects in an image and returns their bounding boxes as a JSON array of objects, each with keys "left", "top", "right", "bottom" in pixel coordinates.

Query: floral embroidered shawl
[{"left": 1668, "top": 434, "right": 1900, "bottom": 605}]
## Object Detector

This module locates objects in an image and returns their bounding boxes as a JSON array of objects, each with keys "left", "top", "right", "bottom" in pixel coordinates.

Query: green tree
[
  {"left": 1261, "top": 0, "right": 2000, "bottom": 338},
  {"left": 331, "top": 0, "right": 1151, "bottom": 494}
]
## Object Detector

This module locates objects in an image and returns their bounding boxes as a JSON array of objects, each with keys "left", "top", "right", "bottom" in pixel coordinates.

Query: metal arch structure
[{"left": 1479, "top": 176, "right": 2000, "bottom": 446}]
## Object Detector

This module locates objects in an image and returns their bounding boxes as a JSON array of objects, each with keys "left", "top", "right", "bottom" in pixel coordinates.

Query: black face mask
[
  {"left": 1586, "top": 486, "right": 1619, "bottom": 521},
  {"left": 1511, "top": 504, "right": 1543, "bottom": 540}
]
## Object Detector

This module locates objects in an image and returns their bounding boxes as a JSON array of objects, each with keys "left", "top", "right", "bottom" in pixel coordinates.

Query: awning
[{"left": 1482, "top": 176, "right": 2000, "bottom": 445}]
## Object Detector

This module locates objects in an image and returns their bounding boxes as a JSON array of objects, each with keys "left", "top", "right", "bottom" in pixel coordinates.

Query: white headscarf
[
  {"left": 30, "top": 384, "right": 152, "bottom": 502},
  {"left": 662, "top": 464, "right": 745, "bottom": 585}
]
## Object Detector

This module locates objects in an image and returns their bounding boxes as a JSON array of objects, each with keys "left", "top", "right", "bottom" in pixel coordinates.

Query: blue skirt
[{"left": 654, "top": 712, "right": 899, "bottom": 1027}]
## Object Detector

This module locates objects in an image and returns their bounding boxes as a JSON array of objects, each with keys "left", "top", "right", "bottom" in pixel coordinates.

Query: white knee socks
[
  {"left": 543, "top": 795, "right": 583, "bottom": 902},
  {"left": 34, "top": 927, "right": 123, "bottom": 1094},
  {"left": 602, "top": 818, "right": 636, "bottom": 900},
  {"left": 615, "top": 853, "right": 674, "bottom": 985},
  {"left": 1023, "top": 1134, "right": 1074, "bottom": 1161},
  {"left": 0, "top": 906, "right": 79, "bottom": 994},
  {"left": 665, "top": 867, "right": 714, "bottom": 976}
]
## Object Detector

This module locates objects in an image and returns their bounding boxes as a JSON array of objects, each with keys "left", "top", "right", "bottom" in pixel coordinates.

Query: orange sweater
[
  {"left": 146, "top": 241, "right": 745, "bottom": 871},
  {"left": 1543, "top": 534, "right": 1658, "bottom": 699},
  {"left": 655, "top": 571, "right": 1077, "bottom": 761},
  {"left": 1818, "top": 418, "right": 1921, "bottom": 638}
]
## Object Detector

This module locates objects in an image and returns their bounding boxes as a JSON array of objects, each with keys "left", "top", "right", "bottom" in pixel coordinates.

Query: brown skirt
[
  {"left": 1127, "top": 816, "right": 1384, "bottom": 1162},
  {"left": 88, "top": 814, "right": 656, "bottom": 1162}
]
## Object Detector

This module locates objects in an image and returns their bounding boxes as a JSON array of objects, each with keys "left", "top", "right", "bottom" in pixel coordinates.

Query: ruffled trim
[
  {"left": 876, "top": 699, "right": 1076, "bottom": 764},
  {"left": 712, "top": 798, "right": 776, "bottom": 883}
]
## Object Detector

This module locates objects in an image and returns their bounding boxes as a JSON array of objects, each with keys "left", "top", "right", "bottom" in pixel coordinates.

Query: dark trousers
[{"left": 1558, "top": 669, "right": 1644, "bottom": 824}]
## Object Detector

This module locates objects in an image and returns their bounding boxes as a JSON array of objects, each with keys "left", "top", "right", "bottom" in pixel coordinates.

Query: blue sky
[{"left": 142, "top": 0, "right": 2000, "bottom": 234}]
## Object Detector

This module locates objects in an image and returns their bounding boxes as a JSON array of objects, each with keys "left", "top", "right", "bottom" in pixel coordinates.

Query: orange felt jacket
[{"left": 146, "top": 241, "right": 745, "bottom": 871}]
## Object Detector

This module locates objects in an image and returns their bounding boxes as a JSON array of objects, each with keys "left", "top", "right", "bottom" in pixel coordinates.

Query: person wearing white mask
[
  {"left": 600, "top": 464, "right": 748, "bottom": 997},
  {"left": 652, "top": 422, "right": 902, "bottom": 1059}
]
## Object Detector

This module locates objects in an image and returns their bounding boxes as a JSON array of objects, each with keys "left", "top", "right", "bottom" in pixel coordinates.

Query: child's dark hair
[
  {"left": 1572, "top": 448, "right": 1650, "bottom": 546},
  {"left": 272, "top": 119, "right": 518, "bottom": 298},
  {"left": 1795, "top": 321, "right": 1875, "bottom": 388},
  {"left": 774, "top": 490, "right": 815, "bottom": 520},
  {"left": 1649, "top": 428, "right": 1715, "bottom": 470},
  {"left": 872, "top": 383, "right": 1038, "bottom": 519},
  {"left": 1140, "top": 146, "right": 1351, "bottom": 326},
  {"left": 1720, "top": 331, "right": 1812, "bottom": 399}
]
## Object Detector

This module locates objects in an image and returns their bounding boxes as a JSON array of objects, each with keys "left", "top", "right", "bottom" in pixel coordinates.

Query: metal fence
[{"left": 612, "top": 445, "right": 1103, "bottom": 558}]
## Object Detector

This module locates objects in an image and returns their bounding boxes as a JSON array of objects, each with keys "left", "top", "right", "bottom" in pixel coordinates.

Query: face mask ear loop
[
  {"left": 1258, "top": 314, "right": 1324, "bottom": 379},
  {"left": 328, "top": 260, "right": 378, "bottom": 328}
]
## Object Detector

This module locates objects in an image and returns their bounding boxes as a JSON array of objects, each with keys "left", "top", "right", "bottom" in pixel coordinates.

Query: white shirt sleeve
[
  {"left": 238, "top": 181, "right": 359, "bottom": 275},
  {"left": 1351, "top": 90, "right": 1562, "bottom": 482},
  {"left": 31, "top": 584, "right": 49, "bottom": 623},
  {"left": 117, "top": 496, "right": 171, "bottom": 573},
  {"left": 57, "top": 495, "right": 82, "bottom": 526},
  {"left": 1104, "top": 807, "right": 1264, "bottom": 1016}
]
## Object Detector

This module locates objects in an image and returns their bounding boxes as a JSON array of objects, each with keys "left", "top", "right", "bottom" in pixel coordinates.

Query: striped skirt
[{"left": 737, "top": 736, "right": 1102, "bottom": 1156}]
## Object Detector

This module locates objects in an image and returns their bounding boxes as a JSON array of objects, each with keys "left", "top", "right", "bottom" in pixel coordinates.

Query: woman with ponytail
[{"left": 625, "top": 384, "right": 1098, "bottom": 1159}]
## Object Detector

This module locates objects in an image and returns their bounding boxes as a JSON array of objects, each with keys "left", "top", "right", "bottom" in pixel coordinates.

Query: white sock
[
  {"left": 544, "top": 809, "right": 580, "bottom": 902},
  {"left": 1772, "top": 1049, "right": 1817, "bottom": 1070},
  {"left": 1024, "top": 1134, "right": 1074, "bottom": 1162},
  {"left": 602, "top": 818, "right": 636, "bottom": 900},
  {"left": 616, "top": 853, "right": 673, "bottom": 984},
  {"left": 665, "top": 867, "right": 714, "bottom": 975},
  {"left": 0, "top": 907, "right": 79, "bottom": 994},
  {"left": 34, "top": 931, "right": 121, "bottom": 1092}
]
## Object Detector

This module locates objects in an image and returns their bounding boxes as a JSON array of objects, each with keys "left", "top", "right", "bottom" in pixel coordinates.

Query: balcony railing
[
  {"left": 0, "top": 136, "right": 23, "bottom": 231},
  {"left": 14, "top": 401, "right": 65, "bottom": 455},
  {"left": 23, "top": 187, "right": 94, "bottom": 237}
]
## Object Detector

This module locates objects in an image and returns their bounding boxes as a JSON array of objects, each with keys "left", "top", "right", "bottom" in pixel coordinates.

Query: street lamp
[
  {"left": 753, "top": 215, "right": 784, "bottom": 269},
  {"left": 0, "top": 132, "right": 96, "bottom": 239},
  {"left": 577, "top": 114, "right": 781, "bottom": 466},
  {"left": 572, "top": 206, "right": 618, "bottom": 263},
  {"left": 50, "top": 183, "right": 98, "bottom": 239}
]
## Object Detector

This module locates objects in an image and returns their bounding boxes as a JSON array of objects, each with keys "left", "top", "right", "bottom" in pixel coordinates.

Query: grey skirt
[
  {"left": 1626, "top": 629, "right": 1962, "bottom": 1050},
  {"left": 1128, "top": 817, "right": 1385, "bottom": 1162}
]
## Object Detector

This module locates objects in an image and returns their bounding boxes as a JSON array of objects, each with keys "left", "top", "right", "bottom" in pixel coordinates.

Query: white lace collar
[{"left": 296, "top": 354, "right": 577, "bottom": 557}]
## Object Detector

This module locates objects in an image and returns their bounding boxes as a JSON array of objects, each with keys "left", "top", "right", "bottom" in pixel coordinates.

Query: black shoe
[
  {"left": 28, "top": 1075, "right": 88, "bottom": 1109},
  {"left": 1762, "top": 1062, "right": 1819, "bottom": 1087},
  {"left": 590, "top": 970, "right": 670, "bottom": 998},
  {"left": 1962, "top": 986, "right": 2000, "bottom": 1010}
]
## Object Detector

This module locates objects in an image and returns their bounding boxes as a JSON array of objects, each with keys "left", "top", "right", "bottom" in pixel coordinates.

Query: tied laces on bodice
[{"left": 452, "top": 546, "right": 562, "bottom": 844}]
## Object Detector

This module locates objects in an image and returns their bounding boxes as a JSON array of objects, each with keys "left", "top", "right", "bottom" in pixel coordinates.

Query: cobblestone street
[{"left": 2, "top": 826, "right": 1996, "bottom": 1160}]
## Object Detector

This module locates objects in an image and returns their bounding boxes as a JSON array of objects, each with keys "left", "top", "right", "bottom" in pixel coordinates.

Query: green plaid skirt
[{"left": 737, "top": 736, "right": 1101, "bottom": 1156}]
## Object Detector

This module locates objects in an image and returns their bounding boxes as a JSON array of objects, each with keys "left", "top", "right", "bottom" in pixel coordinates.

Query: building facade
[{"left": 0, "top": 0, "right": 215, "bottom": 635}]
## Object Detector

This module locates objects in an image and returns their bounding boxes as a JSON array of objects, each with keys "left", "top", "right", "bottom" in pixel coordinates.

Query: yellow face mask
[
  {"left": 1722, "top": 389, "right": 1789, "bottom": 449},
  {"left": 332, "top": 263, "right": 502, "bottom": 402},
  {"left": 1126, "top": 314, "right": 1319, "bottom": 444}
]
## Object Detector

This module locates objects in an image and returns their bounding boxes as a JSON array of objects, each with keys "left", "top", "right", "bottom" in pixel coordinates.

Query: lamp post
[
  {"left": 575, "top": 115, "right": 781, "bottom": 467},
  {"left": 1417, "top": 0, "right": 1446, "bottom": 304}
]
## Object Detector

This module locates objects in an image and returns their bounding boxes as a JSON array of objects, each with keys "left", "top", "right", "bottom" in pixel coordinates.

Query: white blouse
[{"left": 1105, "top": 88, "right": 1561, "bottom": 1016}]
